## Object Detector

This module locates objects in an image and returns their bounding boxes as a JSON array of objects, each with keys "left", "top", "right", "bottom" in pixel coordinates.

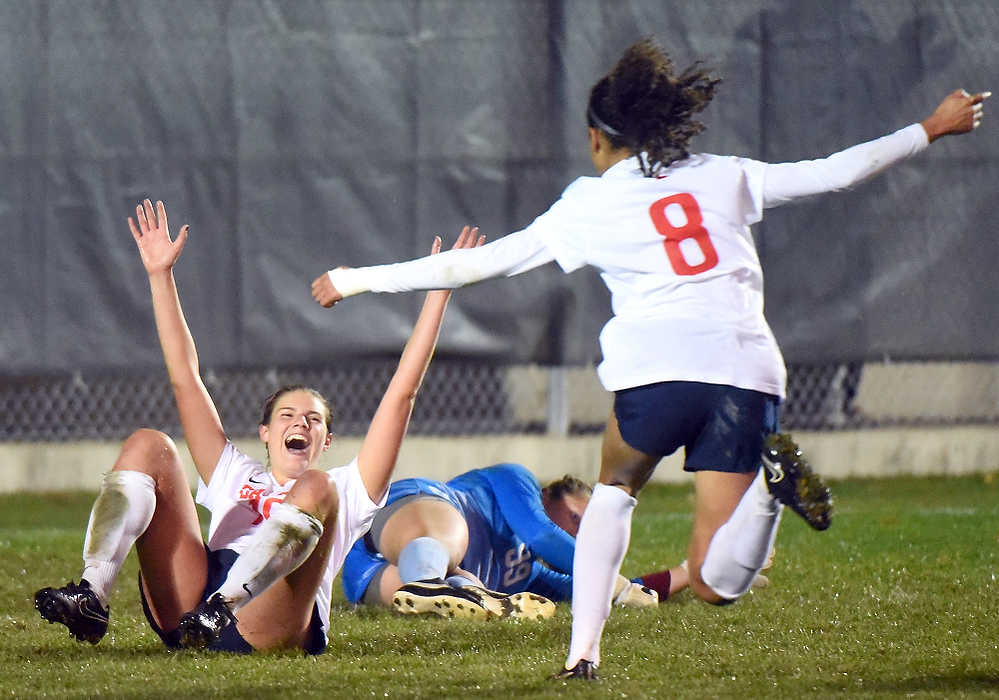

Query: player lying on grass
[
  {"left": 310, "top": 37, "right": 988, "bottom": 679},
  {"left": 342, "top": 463, "right": 772, "bottom": 619},
  {"left": 34, "top": 199, "right": 481, "bottom": 654}
]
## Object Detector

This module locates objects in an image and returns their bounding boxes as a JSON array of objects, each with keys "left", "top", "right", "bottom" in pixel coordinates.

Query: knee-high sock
[
  {"left": 397, "top": 536, "right": 450, "bottom": 583},
  {"left": 213, "top": 502, "right": 323, "bottom": 611},
  {"left": 81, "top": 470, "right": 157, "bottom": 607},
  {"left": 565, "top": 483, "right": 636, "bottom": 668},
  {"left": 700, "top": 469, "right": 782, "bottom": 600}
]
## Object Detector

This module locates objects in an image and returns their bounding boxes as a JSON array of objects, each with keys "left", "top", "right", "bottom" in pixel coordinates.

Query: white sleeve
[
  {"left": 761, "top": 123, "right": 929, "bottom": 208},
  {"left": 327, "top": 228, "right": 556, "bottom": 298}
]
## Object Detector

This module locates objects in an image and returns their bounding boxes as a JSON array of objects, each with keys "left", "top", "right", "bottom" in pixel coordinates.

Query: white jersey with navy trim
[{"left": 196, "top": 442, "right": 384, "bottom": 637}]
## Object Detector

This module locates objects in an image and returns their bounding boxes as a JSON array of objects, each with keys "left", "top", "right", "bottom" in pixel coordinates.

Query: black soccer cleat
[
  {"left": 176, "top": 592, "right": 238, "bottom": 649},
  {"left": 552, "top": 659, "right": 599, "bottom": 681},
  {"left": 34, "top": 579, "right": 110, "bottom": 645},
  {"left": 392, "top": 579, "right": 493, "bottom": 619},
  {"left": 761, "top": 433, "right": 833, "bottom": 531}
]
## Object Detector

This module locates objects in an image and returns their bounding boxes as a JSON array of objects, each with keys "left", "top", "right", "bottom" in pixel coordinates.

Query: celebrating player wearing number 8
[{"left": 311, "top": 38, "right": 989, "bottom": 678}]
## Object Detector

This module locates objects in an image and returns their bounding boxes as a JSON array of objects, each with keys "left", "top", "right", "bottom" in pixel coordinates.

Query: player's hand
[
  {"left": 128, "top": 199, "right": 189, "bottom": 276},
  {"left": 921, "top": 89, "right": 991, "bottom": 142},
  {"left": 311, "top": 270, "right": 345, "bottom": 308},
  {"left": 613, "top": 581, "right": 659, "bottom": 608},
  {"left": 446, "top": 225, "right": 485, "bottom": 252},
  {"left": 424, "top": 226, "right": 483, "bottom": 300}
]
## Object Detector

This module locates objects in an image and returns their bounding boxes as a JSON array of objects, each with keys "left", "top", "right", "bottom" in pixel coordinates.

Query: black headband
[{"left": 588, "top": 105, "right": 623, "bottom": 137}]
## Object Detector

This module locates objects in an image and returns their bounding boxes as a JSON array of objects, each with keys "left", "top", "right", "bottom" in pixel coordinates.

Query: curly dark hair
[
  {"left": 541, "top": 474, "right": 592, "bottom": 504},
  {"left": 259, "top": 383, "right": 333, "bottom": 432},
  {"left": 587, "top": 37, "right": 721, "bottom": 176}
]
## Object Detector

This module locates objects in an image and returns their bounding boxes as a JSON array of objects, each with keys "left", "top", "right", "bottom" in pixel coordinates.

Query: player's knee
[
  {"left": 600, "top": 460, "right": 656, "bottom": 496},
  {"left": 288, "top": 469, "right": 338, "bottom": 520},
  {"left": 689, "top": 565, "right": 740, "bottom": 606},
  {"left": 114, "top": 429, "right": 182, "bottom": 476},
  {"left": 690, "top": 578, "right": 725, "bottom": 605}
]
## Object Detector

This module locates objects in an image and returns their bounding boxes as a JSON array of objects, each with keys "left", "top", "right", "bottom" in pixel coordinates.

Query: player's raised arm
[
  {"left": 355, "top": 226, "right": 484, "bottom": 503},
  {"left": 761, "top": 89, "right": 991, "bottom": 208},
  {"left": 128, "top": 199, "right": 227, "bottom": 483},
  {"left": 921, "top": 89, "right": 990, "bottom": 142}
]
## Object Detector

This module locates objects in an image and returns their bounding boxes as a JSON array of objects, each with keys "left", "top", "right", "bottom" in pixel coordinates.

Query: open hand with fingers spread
[
  {"left": 127, "top": 199, "right": 189, "bottom": 276},
  {"left": 311, "top": 225, "right": 484, "bottom": 308},
  {"left": 921, "top": 89, "right": 991, "bottom": 142}
]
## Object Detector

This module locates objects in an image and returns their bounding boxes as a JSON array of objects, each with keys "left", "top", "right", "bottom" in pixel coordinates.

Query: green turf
[{"left": 3, "top": 474, "right": 998, "bottom": 699}]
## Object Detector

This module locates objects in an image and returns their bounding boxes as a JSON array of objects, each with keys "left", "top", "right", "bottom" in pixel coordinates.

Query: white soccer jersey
[
  {"left": 328, "top": 124, "right": 928, "bottom": 398},
  {"left": 196, "top": 442, "right": 384, "bottom": 637},
  {"left": 530, "top": 152, "right": 779, "bottom": 394}
]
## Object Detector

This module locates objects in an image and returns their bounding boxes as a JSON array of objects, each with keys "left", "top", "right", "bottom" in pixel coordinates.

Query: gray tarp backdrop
[{"left": 2, "top": 0, "right": 997, "bottom": 375}]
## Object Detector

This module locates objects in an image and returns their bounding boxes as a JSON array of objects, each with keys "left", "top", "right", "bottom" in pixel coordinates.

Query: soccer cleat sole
[
  {"left": 392, "top": 585, "right": 493, "bottom": 620},
  {"left": 503, "top": 592, "right": 556, "bottom": 620},
  {"left": 762, "top": 433, "right": 833, "bottom": 531},
  {"left": 459, "top": 585, "right": 556, "bottom": 621}
]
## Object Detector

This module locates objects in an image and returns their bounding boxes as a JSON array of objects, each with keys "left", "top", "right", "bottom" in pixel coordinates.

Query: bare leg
[
  {"left": 376, "top": 499, "right": 470, "bottom": 570},
  {"left": 228, "top": 469, "right": 339, "bottom": 650},
  {"left": 685, "top": 470, "right": 757, "bottom": 604},
  {"left": 370, "top": 565, "right": 406, "bottom": 606},
  {"left": 366, "top": 498, "right": 470, "bottom": 605},
  {"left": 696, "top": 469, "right": 782, "bottom": 602},
  {"left": 119, "top": 430, "right": 208, "bottom": 631},
  {"left": 35, "top": 428, "right": 204, "bottom": 645}
]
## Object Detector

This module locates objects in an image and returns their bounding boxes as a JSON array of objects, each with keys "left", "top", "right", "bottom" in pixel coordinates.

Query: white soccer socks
[
  {"left": 81, "top": 470, "right": 157, "bottom": 607},
  {"left": 398, "top": 536, "right": 450, "bottom": 583},
  {"left": 565, "top": 483, "right": 636, "bottom": 668},
  {"left": 700, "top": 469, "right": 782, "bottom": 600},
  {"left": 213, "top": 502, "right": 323, "bottom": 611}
]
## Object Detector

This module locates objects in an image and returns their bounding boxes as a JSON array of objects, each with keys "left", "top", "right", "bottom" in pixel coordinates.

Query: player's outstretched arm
[
  {"left": 311, "top": 225, "right": 555, "bottom": 308},
  {"left": 762, "top": 88, "right": 991, "bottom": 207},
  {"left": 921, "top": 89, "right": 991, "bottom": 142},
  {"left": 128, "top": 199, "right": 227, "bottom": 482},
  {"left": 355, "top": 226, "right": 484, "bottom": 503}
]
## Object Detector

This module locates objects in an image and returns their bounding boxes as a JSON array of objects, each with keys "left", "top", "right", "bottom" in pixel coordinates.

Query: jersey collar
[{"left": 601, "top": 154, "right": 645, "bottom": 179}]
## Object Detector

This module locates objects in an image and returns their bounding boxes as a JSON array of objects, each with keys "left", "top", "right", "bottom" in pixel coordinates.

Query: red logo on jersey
[{"left": 239, "top": 483, "right": 287, "bottom": 525}]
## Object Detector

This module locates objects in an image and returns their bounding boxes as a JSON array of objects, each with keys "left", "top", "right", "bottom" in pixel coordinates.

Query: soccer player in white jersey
[
  {"left": 34, "top": 199, "right": 483, "bottom": 653},
  {"left": 309, "top": 38, "right": 988, "bottom": 677}
]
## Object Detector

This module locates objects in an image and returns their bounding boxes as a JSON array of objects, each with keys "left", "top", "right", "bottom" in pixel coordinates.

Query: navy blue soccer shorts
[
  {"left": 613, "top": 380, "right": 780, "bottom": 474},
  {"left": 139, "top": 545, "right": 327, "bottom": 655}
]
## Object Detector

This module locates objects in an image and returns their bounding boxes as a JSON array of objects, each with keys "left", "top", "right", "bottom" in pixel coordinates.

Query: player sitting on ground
[{"left": 34, "top": 199, "right": 481, "bottom": 653}]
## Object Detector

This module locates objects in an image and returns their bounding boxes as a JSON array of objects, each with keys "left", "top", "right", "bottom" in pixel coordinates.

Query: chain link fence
[{"left": 3, "top": 360, "right": 997, "bottom": 442}]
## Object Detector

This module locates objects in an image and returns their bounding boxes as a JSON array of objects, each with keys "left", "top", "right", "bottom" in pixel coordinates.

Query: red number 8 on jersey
[{"left": 649, "top": 193, "right": 719, "bottom": 275}]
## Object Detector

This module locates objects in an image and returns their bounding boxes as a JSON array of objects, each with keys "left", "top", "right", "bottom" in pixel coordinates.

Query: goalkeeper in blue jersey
[{"left": 341, "top": 463, "right": 715, "bottom": 619}]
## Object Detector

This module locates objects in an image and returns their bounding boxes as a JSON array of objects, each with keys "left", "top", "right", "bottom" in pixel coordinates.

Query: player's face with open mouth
[{"left": 259, "top": 389, "right": 331, "bottom": 480}]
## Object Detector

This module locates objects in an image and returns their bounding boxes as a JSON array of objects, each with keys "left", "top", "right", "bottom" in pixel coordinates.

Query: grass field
[{"left": 2, "top": 474, "right": 998, "bottom": 699}]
